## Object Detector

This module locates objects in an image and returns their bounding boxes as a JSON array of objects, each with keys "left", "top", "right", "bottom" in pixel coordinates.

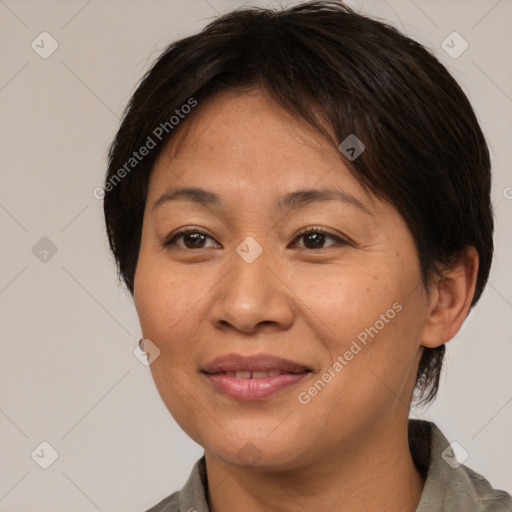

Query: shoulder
[
  {"left": 456, "top": 463, "right": 512, "bottom": 511},
  {"left": 143, "top": 456, "right": 209, "bottom": 512},
  {"left": 144, "top": 491, "right": 180, "bottom": 512},
  {"left": 410, "top": 420, "right": 512, "bottom": 512}
]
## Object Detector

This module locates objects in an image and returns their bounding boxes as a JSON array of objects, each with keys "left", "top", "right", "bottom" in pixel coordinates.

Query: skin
[{"left": 134, "top": 88, "right": 478, "bottom": 512}]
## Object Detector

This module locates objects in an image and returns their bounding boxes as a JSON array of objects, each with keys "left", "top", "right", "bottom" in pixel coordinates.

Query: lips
[
  {"left": 223, "top": 369, "right": 284, "bottom": 379},
  {"left": 201, "top": 353, "right": 311, "bottom": 375},
  {"left": 201, "top": 353, "right": 312, "bottom": 400}
]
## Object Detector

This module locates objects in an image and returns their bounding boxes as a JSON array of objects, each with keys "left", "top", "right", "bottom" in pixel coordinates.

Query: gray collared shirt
[{"left": 145, "top": 420, "right": 511, "bottom": 512}]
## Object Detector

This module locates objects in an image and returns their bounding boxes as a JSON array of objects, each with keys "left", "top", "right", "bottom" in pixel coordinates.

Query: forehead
[{"left": 149, "top": 88, "right": 370, "bottom": 204}]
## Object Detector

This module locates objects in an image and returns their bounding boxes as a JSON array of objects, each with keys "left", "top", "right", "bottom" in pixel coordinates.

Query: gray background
[{"left": 0, "top": 0, "right": 511, "bottom": 510}]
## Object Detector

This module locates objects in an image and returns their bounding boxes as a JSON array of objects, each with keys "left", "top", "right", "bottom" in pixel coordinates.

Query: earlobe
[{"left": 420, "top": 247, "right": 479, "bottom": 349}]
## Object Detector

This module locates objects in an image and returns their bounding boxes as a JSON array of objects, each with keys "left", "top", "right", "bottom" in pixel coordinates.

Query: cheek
[
  {"left": 134, "top": 254, "right": 205, "bottom": 342},
  {"left": 134, "top": 258, "right": 210, "bottom": 438},
  {"left": 290, "top": 262, "right": 403, "bottom": 343},
  {"left": 133, "top": 250, "right": 222, "bottom": 419},
  {"left": 292, "top": 261, "right": 424, "bottom": 397}
]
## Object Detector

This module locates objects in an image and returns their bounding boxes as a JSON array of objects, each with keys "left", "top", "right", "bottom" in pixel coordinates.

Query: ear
[{"left": 420, "top": 247, "right": 479, "bottom": 349}]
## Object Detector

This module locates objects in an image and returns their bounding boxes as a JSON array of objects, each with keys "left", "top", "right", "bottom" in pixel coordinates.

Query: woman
[{"left": 103, "top": 2, "right": 511, "bottom": 510}]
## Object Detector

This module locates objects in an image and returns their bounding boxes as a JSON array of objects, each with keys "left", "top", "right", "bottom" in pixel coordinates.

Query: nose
[{"left": 208, "top": 244, "right": 295, "bottom": 335}]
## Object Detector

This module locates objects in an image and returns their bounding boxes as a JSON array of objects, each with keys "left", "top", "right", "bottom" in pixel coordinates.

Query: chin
[{"left": 205, "top": 432, "right": 312, "bottom": 471}]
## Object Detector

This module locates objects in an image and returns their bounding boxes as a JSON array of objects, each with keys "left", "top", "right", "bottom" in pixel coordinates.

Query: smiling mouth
[{"left": 200, "top": 353, "right": 313, "bottom": 400}]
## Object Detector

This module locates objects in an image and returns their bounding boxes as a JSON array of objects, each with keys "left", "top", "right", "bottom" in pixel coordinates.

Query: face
[{"left": 134, "top": 89, "right": 431, "bottom": 470}]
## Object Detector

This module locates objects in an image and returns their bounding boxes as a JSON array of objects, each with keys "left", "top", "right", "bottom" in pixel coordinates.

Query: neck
[{"left": 204, "top": 419, "right": 424, "bottom": 512}]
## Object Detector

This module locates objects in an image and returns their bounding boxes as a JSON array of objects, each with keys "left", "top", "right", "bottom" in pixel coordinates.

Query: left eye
[{"left": 291, "top": 229, "right": 345, "bottom": 250}]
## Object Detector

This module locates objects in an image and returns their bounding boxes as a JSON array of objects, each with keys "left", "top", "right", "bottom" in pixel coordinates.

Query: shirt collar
[{"left": 410, "top": 419, "right": 511, "bottom": 511}]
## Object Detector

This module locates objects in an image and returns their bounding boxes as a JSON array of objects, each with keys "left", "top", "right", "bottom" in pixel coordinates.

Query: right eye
[{"left": 162, "top": 229, "right": 221, "bottom": 250}]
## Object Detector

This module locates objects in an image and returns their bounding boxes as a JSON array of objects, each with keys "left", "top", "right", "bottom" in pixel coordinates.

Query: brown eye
[
  {"left": 163, "top": 230, "right": 220, "bottom": 249},
  {"left": 292, "top": 228, "right": 347, "bottom": 250}
]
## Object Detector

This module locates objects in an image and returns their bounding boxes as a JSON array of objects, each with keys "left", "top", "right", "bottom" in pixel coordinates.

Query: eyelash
[{"left": 161, "top": 226, "right": 348, "bottom": 250}]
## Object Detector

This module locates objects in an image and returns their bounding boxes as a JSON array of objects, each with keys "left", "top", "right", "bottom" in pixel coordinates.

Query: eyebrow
[{"left": 152, "top": 186, "right": 372, "bottom": 215}]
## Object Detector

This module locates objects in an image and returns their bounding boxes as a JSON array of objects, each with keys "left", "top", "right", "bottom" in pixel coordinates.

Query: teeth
[
  {"left": 252, "top": 371, "right": 269, "bottom": 379},
  {"left": 227, "top": 369, "right": 283, "bottom": 379}
]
